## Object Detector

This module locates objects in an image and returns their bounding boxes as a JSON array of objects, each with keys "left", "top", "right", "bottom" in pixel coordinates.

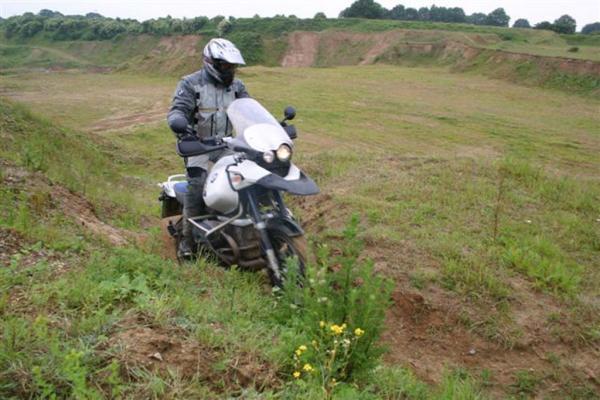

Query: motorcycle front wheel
[{"left": 267, "top": 231, "right": 307, "bottom": 288}]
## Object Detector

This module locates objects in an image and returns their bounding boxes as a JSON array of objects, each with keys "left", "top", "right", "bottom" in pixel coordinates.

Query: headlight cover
[{"left": 276, "top": 144, "right": 292, "bottom": 162}]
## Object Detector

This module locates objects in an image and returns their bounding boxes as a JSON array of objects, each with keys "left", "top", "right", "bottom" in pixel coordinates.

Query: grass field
[{"left": 1, "top": 61, "right": 599, "bottom": 399}]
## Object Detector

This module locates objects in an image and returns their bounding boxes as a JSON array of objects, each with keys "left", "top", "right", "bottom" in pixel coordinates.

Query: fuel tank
[{"left": 203, "top": 155, "right": 239, "bottom": 214}]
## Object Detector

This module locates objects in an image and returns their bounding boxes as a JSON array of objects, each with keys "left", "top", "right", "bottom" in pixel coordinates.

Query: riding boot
[{"left": 179, "top": 168, "right": 207, "bottom": 259}]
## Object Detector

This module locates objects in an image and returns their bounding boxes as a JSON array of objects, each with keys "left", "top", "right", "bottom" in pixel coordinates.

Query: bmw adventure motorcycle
[{"left": 159, "top": 98, "right": 319, "bottom": 287}]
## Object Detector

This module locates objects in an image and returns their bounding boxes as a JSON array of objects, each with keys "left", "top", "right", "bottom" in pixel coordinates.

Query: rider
[{"left": 167, "top": 38, "right": 250, "bottom": 259}]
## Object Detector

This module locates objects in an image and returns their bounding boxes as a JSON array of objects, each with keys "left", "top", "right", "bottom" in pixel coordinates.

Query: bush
[{"left": 276, "top": 215, "right": 393, "bottom": 395}]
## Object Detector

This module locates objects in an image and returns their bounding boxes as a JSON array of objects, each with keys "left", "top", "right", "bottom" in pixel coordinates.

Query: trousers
[{"left": 181, "top": 148, "right": 232, "bottom": 240}]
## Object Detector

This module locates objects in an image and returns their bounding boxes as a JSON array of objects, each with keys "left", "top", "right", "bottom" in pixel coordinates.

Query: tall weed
[{"left": 276, "top": 215, "right": 393, "bottom": 397}]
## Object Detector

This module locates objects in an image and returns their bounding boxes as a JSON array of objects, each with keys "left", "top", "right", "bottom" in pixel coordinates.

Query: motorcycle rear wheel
[{"left": 267, "top": 232, "right": 307, "bottom": 288}]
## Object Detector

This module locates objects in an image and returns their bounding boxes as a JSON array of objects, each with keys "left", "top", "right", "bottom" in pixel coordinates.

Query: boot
[
  {"left": 177, "top": 236, "right": 194, "bottom": 259},
  {"left": 179, "top": 169, "right": 207, "bottom": 260}
]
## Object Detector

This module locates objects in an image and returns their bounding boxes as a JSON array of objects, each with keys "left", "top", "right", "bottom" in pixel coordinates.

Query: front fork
[{"left": 244, "top": 189, "right": 281, "bottom": 281}]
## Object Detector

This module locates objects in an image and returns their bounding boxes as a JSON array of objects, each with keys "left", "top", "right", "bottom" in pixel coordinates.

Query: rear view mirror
[{"left": 283, "top": 106, "right": 296, "bottom": 121}]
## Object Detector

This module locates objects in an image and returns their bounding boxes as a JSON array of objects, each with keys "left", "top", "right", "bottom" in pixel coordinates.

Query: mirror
[{"left": 283, "top": 106, "right": 296, "bottom": 121}]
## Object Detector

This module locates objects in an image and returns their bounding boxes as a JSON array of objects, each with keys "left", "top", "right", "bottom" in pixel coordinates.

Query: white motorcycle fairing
[{"left": 204, "top": 157, "right": 316, "bottom": 215}]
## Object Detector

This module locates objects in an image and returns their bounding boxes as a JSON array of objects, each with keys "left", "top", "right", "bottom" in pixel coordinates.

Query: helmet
[{"left": 203, "top": 38, "right": 246, "bottom": 86}]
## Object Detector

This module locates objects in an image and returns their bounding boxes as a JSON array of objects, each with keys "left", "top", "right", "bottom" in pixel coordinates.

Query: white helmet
[{"left": 203, "top": 38, "right": 245, "bottom": 86}]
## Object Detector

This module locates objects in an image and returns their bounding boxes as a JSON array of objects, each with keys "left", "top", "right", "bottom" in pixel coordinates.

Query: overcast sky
[{"left": 1, "top": 0, "right": 599, "bottom": 30}]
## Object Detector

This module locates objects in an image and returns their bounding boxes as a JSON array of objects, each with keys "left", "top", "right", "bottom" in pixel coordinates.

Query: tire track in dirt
[{"left": 88, "top": 106, "right": 168, "bottom": 133}]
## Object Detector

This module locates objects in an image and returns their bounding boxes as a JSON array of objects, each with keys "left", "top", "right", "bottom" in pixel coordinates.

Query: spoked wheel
[{"left": 267, "top": 231, "right": 307, "bottom": 288}]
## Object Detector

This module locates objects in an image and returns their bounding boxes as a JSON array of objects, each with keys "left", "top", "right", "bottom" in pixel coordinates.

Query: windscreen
[{"left": 227, "top": 98, "right": 283, "bottom": 136}]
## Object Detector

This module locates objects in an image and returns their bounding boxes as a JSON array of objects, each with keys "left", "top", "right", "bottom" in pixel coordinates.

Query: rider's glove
[
  {"left": 168, "top": 114, "right": 194, "bottom": 139},
  {"left": 201, "top": 136, "right": 219, "bottom": 146}
]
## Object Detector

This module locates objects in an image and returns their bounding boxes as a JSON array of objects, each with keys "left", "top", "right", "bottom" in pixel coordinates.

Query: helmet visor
[{"left": 213, "top": 59, "right": 237, "bottom": 73}]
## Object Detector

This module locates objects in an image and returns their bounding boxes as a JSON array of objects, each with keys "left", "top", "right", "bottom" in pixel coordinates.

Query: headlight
[
  {"left": 276, "top": 144, "right": 292, "bottom": 162},
  {"left": 263, "top": 150, "right": 275, "bottom": 163}
]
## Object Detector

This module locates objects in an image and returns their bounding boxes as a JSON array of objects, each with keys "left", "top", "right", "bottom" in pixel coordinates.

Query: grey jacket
[{"left": 167, "top": 68, "right": 249, "bottom": 139}]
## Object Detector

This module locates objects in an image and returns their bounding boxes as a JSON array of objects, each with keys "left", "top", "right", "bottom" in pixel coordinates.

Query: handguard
[{"left": 176, "top": 136, "right": 227, "bottom": 157}]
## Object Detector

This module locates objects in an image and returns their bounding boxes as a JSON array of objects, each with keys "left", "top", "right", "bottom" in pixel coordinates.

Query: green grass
[{"left": 1, "top": 61, "right": 599, "bottom": 398}]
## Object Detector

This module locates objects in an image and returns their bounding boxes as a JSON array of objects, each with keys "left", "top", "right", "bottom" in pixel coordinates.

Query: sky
[{"left": 1, "top": 0, "right": 599, "bottom": 30}]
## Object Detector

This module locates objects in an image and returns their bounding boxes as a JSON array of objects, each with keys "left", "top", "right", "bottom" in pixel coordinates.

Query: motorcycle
[{"left": 159, "top": 98, "right": 319, "bottom": 287}]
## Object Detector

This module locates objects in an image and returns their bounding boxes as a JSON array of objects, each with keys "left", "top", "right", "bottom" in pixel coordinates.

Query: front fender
[{"left": 266, "top": 216, "right": 304, "bottom": 237}]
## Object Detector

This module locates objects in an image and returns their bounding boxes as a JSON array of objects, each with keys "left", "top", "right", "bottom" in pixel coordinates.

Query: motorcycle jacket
[{"left": 167, "top": 68, "right": 249, "bottom": 140}]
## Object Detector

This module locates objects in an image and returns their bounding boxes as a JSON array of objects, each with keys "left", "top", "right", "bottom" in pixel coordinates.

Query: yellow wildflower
[
  {"left": 299, "top": 345, "right": 307, "bottom": 352},
  {"left": 319, "top": 320, "right": 326, "bottom": 328},
  {"left": 311, "top": 340, "right": 318, "bottom": 347},
  {"left": 293, "top": 371, "right": 301, "bottom": 379},
  {"left": 302, "top": 363, "right": 314, "bottom": 372},
  {"left": 295, "top": 349, "right": 302, "bottom": 356},
  {"left": 354, "top": 328, "right": 365, "bottom": 337},
  {"left": 330, "top": 324, "right": 344, "bottom": 335}
]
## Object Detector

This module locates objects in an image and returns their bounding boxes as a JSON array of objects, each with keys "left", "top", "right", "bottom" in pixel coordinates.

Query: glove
[
  {"left": 201, "top": 136, "right": 219, "bottom": 146},
  {"left": 168, "top": 114, "right": 196, "bottom": 140}
]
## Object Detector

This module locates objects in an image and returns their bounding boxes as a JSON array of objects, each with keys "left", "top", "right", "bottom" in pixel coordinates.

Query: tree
[
  {"left": 339, "top": 0, "right": 386, "bottom": 19},
  {"left": 19, "top": 19, "right": 44, "bottom": 37},
  {"left": 388, "top": 5, "right": 406, "bottom": 20},
  {"left": 552, "top": 14, "right": 576, "bottom": 34},
  {"left": 467, "top": 13, "right": 487, "bottom": 25},
  {"left": 85, "top": 12, "right": 103, "bottom": 19},
  {"left": 314, "top": 12, "right": 327, "bottom": 19},
  {"left": 513, "top": 18, "right": 530, "bottom": 28},
  {"left": 447, "top": 7, "right": 466, "bottom": 23},
  {"left": 38, "top": 9, "right": 62, "bottom": 18},
  {"left": 417, "top": 7, "right": 430, "bottom": 21},
  {"left": 404, "top": 7, "right": 419, "bottom": 21},
  {"left": 217, "top": 18, "right": 232, "bottom": 36},
  {"left": 582, "top": 22, "right": 600, "bottom": 34},
  {"left": 534, "top": 21, "right": 553, "bottom": 31},
  {"left": 486, "top": 8, "right": 510, "bottom": 27}
]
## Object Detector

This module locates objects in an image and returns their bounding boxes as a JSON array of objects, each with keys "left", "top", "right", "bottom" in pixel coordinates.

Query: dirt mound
[
  {"left": 383, "top": 285, "right": 599, "bottom": 397},
  {"left": 1, "top": 163, "right": 129, "bottom": 247},
  {"left": 51, "top": 185, "right": 129, "bottom": 246},
  {"left": 280, "top": 30, "right": 600, "bottom": 94},
  {"left": 281, "top": 32, "right": 320, "bottom": 67},
  {"left": 109, "top": 317, "right": 279, "bottom": 392},
  {"left": 282, "top": 29, "right": 600, "bottom": 76},
  {"left": 155, "top": 35, "right": 201, "bottom": 57}
]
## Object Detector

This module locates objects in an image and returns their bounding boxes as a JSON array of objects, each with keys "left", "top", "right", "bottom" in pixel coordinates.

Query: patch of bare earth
[
  {"left": 0, "top": 227, "right": 71, "bottom": 314},
  {"left": 108, "top": 315, "right": 279, "bottom": 393},
  {"left": 281, "top": 32, "right": 320, "bottom": 67}
]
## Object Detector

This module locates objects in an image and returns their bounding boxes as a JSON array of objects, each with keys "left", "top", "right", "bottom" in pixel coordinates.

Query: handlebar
[{"left": 176, "top": 136, "right": 227, "bottom": 158}]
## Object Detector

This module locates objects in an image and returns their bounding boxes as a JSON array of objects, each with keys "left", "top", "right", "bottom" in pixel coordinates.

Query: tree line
[
  {"left": 0, "top": 10, "right": 217, "bottom": 40},
  {"left": 1, "top": 6, "right": 599, "bottom": 41},
  {"left": 339, "top": 0, "right": 599, "bottom": 34}
]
